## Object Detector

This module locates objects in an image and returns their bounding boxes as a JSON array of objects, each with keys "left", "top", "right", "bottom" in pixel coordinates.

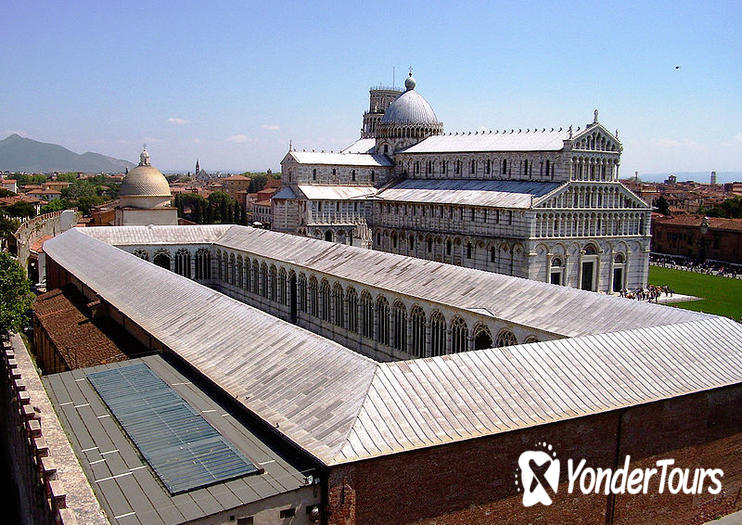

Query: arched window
[
  {"left": 153, "top": 250, "right": 171, "bottom": 270},
  {"left": 251, "top": 260, "right": 260, "bottom": 294},
  {"left": 450, "top": 317, "right": 468, "bottom": 353},
  {"left": 195, "top": 249, "right": 210, "bottom": 279},
  {"left": 392, "top": 301, "right": 407, "bottom": 352},
  {"left": 278, "top": 268, "right": 287, "bottom": 305},
  {"left": 614, "top": 253, "right": 625, "bottom": 263},
  {"left": 361, "top": 291, "right": 373, "bottom": 338},
  {"left": 466, "top": 242, "right": 472, "bottom": 259},
  {"left": 133, "top": 249, "right": 149, "bottom": 261},
  {"left": 584, "top": 243, "right": 598, "bottom": 255},
  {"left": 496, "top": 329, "right": 517, "bottom": 347},
  {"left": 376, "top": 296, "right": 390, "bottom": 345},
  {"left": 320, "top": 280, "right": 331, "bottom": 322},
  {"left": 216, "top": 250, "right": 223, "bottom": 280},
  {"left": 269, "top": 265, "right": 277, "bottom": 301},
  {"left": 312, "top": 168, "right": 317, "bottom": 181},
  {"left": 524, "top": 335, "right": 540, "bottom": 344},
  {"left": 298, "top": 273, "right": 307, "bottom": 312},
  {"left": 410, "top": 306, "right": 426, "bottom": 357},
  {"left": 347, "top": 287, "right": 358, "bottom": 333},
  {"left": 308, "top": 276, "right": 318, "bottom": 316},
  {"left": 260, "top": 263, "right": 268, "bottom": 298},
  {"left": 175, "top": 249, "right": 191, "bottom": 278},
  {"left": 502, "top": 158, "right": 507, "bottom": 174},
  {"left": 351, "top": 170, "right": 356, "bottom": 182},
  {"left": 490, "top": 246, "right": 496, "bottom": 263},
  {"left": 325, "top": 230, "right": 333, "bottom": 242},
  {"left": 430, "top": 311, "right": 447, "bottom": 356},
  {"left": 333, "top": 282, "right": 344, "bottom": 328},
  {"left": 229, "top": 254, "right": 236, "bottom": 285},
  {"left": 473, "top": 323, "right": 493, "bottom": 350},
  {"left": 236, "top": 256, "right": 244, "bottom": 288}
]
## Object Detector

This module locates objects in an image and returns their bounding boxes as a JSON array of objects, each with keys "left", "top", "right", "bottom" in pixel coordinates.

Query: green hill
[{"left": 0, "top": 134, "right": 135, "bottom": 173}]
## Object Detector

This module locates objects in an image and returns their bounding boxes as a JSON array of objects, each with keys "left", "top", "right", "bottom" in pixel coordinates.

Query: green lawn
[{"left": 649, "top": 265, "right": 742, "bottom": 320}]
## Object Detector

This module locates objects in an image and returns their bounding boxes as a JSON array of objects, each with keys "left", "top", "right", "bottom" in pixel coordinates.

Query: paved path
[{"left": 704, "top": 509, "right": 742, "bottom": 525}]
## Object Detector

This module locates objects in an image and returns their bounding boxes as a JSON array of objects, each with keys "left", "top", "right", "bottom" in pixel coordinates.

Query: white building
[
  {"left": 114, "top": 148, "right": 178, "bottom": 226},
  {"left": 274, "top": 73, "right": 651, "bottom": 293}
]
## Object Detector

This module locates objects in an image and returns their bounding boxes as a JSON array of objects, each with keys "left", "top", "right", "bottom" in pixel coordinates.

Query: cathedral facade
[{"left": 274, "top": 73, "right": 651, "bottom": 293}]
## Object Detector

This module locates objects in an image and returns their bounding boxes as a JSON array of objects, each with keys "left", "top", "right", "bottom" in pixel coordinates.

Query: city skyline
[{"left": 2, "top": 1, "right": 741, "bottom": 175}]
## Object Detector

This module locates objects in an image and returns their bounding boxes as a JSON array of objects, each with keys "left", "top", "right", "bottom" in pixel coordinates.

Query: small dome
[
  {"left": 380, "top": 76, "right": 440, "bottom": 126},
  {"left": 120, "top": 149, "right": 171, "bottom": 198}
]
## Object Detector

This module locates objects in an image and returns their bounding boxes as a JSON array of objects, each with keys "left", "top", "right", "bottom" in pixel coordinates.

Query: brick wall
[{"left": 327, "top": 386, "right": 742, "bottom": 525}]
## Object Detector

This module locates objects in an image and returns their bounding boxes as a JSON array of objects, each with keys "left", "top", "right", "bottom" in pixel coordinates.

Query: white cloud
[
  {"left": 168, "top": 117, "right": 189, "bottom": 125},
  {"left": 226, "top": 134, "right": 251, "bottom": 144},
  {"left": 261, "top": 124, "right": 280, "bottom": 131},
  {"left": 733, "top": 132, "right": 742, "bottom": 143}
]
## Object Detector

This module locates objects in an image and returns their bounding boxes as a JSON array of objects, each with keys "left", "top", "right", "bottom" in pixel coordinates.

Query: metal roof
[
  {"left": 288, "top": 150, "right": 392, "bottom": 167},
  {"left": 297, "top": 185, "right": 378, "bottom": 200},
  {"left": 379, "top": 87, "right": 441, "bottom": 126},
  {"left": 77, "top": 225, "right": 708, "bottom": 339},
  {"left": 79, "top": 224, "right": 232, "bottom": 246},
  {"left": 87, "top": 362, "right": 260, "bottom": 494},
  {"left": 341, "top": 138, "right": 376, "bottom": 154},
  {"left": 376, "top": 179, "right": 562, "bottom": 208},
  {"left": 401, "top": 128, "right": 571, "bottom": 153},
  {"left": 43, "top": 355, "right": 312, "bottom": 524},
  {"left": 45, "top": 229, "right": 377, "bottom": 466},
  {"left": 46, "top": 227, "right": 742, "bottom": 468}
]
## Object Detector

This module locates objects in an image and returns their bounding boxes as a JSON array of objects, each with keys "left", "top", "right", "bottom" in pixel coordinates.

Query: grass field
[{"left": 648, "top": 265, "right": 742, "bottom": 320}]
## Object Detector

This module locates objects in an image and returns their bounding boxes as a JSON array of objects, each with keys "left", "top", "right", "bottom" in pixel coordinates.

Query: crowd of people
[
  {"left": 618, "top": 284, "right": 675, "bottom": 302},
  {"left": 650, "top": 254, "right": 742, "bottom": 279}
]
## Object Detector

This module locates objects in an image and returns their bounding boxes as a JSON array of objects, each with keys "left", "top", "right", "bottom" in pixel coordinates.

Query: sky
[{"left": 2, "top": 1, "right": 741, "bottom": 175}]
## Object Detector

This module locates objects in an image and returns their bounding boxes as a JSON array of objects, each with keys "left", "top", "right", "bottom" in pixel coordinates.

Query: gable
[
  {"left": 534, "top": 181, "right": 651, "bottom": 209},
  {"left": 572, "top": 123, "right": 622, "bottom": 153}
]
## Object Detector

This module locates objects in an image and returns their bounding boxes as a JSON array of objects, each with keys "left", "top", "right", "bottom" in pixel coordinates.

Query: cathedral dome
[
  {"left": 380, "top": 74, "right": 440, "bottom": 126},
  {"left": 119, "top": 149, "right": 172, "bottom": 198}
]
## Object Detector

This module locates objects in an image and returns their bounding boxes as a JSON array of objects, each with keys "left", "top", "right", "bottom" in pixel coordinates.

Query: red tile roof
[{"left": 33, "top": 287, "right": 140, "bottom": 370}]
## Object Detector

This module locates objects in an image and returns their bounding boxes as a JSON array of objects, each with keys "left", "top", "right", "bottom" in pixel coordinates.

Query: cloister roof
[{"left": 44, "top": 227, "right": 742, "bottom": 466}]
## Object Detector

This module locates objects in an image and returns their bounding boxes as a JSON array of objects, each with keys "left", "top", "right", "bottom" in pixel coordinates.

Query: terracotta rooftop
[
  {"left": 653, "top": 214, "right": 742, "bottom": 232},
  {"left": 33, "top": 286, "right": 148, "bottom": 370}
]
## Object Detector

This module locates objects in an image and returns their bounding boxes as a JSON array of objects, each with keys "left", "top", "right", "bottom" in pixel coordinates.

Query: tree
[
  {"left": 0, "top": 188, "right": 16, "bottom": 198},
  {"left": 4, "top": 201, "right": 36, "bottom": 219},
  {"left": 0, "top": 252, "right": 34, "bottom": 335},
  {"left": 655, "top": 196, "right": 670, "bottom": 216},
  {"left": 0, "top": 212, "right": 20, "bottom": 241},
  {"left": 39, "top": 198, "right": 69, "bottom": 214}
]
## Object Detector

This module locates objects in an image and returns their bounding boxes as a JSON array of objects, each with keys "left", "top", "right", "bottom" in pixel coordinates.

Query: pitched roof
[
  {"left": 376, "top": 179, "right": 561, "bottom": 208},
  {"left": 44, "top": 228, "right": 742, "bottom": 467},
  {"left": 341, "top": 138, "right": 376, "bottom": 154},
  {"left": 288, "top": 151, "right": 393, "bottom": 167},
  {"left": 402, "top": 128, "right": 571, "bottom": 153},
  {"left": 298, "top": 184, "right": 378, "bottom": 200}
]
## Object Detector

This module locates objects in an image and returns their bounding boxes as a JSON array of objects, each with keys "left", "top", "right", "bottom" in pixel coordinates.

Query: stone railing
[
  {"left": 11, "top": 209, "right": 80, "bottom": 276},
  {"left": 1, "top": 333, "right": 107, "bottom": 525}
]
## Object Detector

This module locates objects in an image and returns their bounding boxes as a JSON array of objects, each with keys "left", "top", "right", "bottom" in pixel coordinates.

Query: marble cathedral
[{"left": 273, "top": 72, "right": 651, "bottom": 293}]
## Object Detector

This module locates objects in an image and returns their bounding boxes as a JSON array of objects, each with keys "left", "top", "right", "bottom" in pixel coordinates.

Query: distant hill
[
  {"left": 0, "top": 134, "right": 135, "bottom": 173},
  {"left": 639, "top": 172, "right": 742, "bottom": 184}
]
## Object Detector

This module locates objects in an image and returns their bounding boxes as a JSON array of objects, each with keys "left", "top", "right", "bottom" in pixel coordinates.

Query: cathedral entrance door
[
  {"left": 613, "top": 268, "right": 623, "bottom": 292},
  {"left": 581, "top": 261, "right": 594, "bottom": 291}
]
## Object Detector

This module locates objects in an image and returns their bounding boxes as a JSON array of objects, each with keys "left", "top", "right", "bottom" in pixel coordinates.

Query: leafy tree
[
  {"left": 0, "top": 188, "right": 16, "bottom": 198},
  {"left": 702, "top": 196, "right": 742, "bottom": 219},
  {"left": 208, "top": 191, "right": 237, "bottom": 224},
  {"left": 0, "top": 252, "right": 34, "bottom": 335},
  {"left": 654, "top": 196, "right": 670, "bottom": 215},
  {"left": 0, "top": 212, "right": 20, "bottom": 240},
  {"left": 39, "top": 198, "right": 70, "bottom": 214},
  {"left": 9, "top": 174, "right": 47, "bottom": 187},
  {"left": 56, "top": 173, "right": 79, "bottom": 183},
  {"left": 4, "top": 201, "right": 36, "bottom": 219},
  {"left": 247, "top": 174, "right": 268, "bottom": 193}
]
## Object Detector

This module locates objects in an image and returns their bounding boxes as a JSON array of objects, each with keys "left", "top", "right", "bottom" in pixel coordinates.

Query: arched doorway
[
  {"left": 153, "top": 252, "right": 171, "bottom": 270},
  {"left": 473, "top": 325, "right": 493, "bottom": 350}
]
